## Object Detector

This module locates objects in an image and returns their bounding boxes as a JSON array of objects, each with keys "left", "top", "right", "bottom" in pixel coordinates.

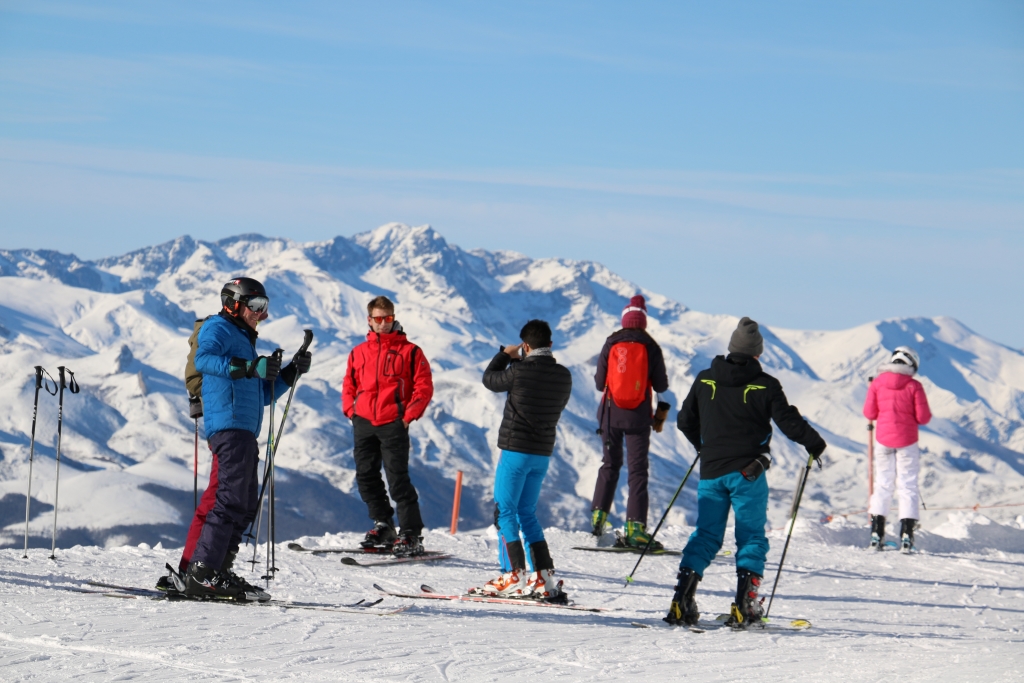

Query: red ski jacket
[{"left": 342, "top": 329, "right": 433, "bottom": 426}]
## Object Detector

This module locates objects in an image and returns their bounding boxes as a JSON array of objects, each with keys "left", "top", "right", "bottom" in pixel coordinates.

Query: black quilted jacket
[{"left": 483, "top": 350, "right": 573, "bottom": 456}]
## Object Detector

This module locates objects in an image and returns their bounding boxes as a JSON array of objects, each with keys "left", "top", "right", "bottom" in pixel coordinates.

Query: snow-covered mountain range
[{"left": 1, "top": 224, "right": 1022, "bottom": 548}]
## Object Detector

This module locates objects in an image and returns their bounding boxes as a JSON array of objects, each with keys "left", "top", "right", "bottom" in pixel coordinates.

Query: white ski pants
[{"left": 868, "top": 443, "right": 920, "bottom": 520}]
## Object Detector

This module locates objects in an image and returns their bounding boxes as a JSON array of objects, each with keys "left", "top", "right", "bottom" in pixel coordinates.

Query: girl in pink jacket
[{"left": 864, "top": 346, "right": 932, "bottom": 552}]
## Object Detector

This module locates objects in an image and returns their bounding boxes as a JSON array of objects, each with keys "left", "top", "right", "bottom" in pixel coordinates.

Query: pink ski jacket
[{"left": 863, "top": 363, "right": 931, "bottom": 448}]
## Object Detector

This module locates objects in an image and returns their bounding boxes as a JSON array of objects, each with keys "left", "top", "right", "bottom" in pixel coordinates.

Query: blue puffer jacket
[{"left": 195, "top": 313, "right": 288, "bottom": 438}]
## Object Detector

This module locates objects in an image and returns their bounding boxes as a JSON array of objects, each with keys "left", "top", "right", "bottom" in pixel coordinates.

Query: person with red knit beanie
[{"left": 590, "top": 294, "right": 669, "bottom": 547}]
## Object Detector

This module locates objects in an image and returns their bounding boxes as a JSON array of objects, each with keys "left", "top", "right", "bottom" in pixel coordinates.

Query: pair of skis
[
  {"left": 82, "top": 580, "right": 407, "bottom": 616},
  {"left": 286, "top": 542, "right": 453, "bottom": 567},
  {"left": 373, "top": 583, "right": 610, "bottom": 613},
  {"left": 632, "top": 613, "right": 812, "bottom": 633}
]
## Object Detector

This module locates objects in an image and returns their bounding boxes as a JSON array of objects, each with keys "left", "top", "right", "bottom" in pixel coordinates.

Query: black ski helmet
[{"left": 220, "top": 277, "right": 268, "bottom": 315}]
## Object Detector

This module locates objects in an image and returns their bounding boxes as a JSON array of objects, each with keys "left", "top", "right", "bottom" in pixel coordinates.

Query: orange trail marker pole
[{"left": 450, "top": 471, "right": 464, "bottom": 535}]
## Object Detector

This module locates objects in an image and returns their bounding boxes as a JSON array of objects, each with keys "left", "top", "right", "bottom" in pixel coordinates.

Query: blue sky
[{"left": 1, "top": 2, "right": 1022, "bottom": 345}]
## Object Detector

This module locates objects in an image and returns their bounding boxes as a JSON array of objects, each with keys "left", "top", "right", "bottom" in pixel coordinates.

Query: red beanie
[{"left": 621, "top": 295, "right": 647, "bottom": 330}]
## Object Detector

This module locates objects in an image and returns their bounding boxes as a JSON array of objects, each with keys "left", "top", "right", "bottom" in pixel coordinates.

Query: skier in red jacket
[{"left": 342, "top": 296, "right": 434, "bottom": 555}]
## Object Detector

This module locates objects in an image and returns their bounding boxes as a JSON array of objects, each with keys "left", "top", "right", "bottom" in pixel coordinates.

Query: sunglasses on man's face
[{"left": 370, "top": 315, "right": 395, "bottom": 324}]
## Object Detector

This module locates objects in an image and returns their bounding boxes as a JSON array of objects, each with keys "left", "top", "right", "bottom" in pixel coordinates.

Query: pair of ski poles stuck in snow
[
  {"left": 22, "top": 365, "right": 80, "bottom": 560},
  {"left": 624, "top": 451, "right": 821, "bottom": 620}
]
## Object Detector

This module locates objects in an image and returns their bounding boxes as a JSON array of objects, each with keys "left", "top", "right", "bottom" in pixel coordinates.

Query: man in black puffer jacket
[
  {"left": 665, "top": 317, "right": 826, "bottom": 630},
  {"left": 476, "top": 319, "right": 572, "bottom": 602}
]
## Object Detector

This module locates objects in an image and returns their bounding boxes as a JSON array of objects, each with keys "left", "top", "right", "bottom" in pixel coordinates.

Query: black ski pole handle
[
  {"left": 41, "top": 367, "right": 57, "bottom": 395},
  {"left": 58, "top": 367, "right": 80, "bottom": 394},
  {"left": 298, "top": 329, "right": 314, "bottom": 355},
  {"left": 35, "top": 366, "right": 59, "bottom": 395}
]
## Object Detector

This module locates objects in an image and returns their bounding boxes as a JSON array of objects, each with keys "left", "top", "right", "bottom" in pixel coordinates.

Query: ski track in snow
[{"left": 1, "top": 527, "right": 1022, "bottom": 682}]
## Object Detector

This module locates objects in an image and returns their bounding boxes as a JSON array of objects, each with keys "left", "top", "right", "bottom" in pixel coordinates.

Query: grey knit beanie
[{"left": 728, "top": 317, "right": 764, "bottom": 356}]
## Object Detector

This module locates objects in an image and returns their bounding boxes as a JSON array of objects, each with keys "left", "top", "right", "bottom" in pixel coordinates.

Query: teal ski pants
[{"left": 680, "top": 470, "right": 770, "bottom": 577}]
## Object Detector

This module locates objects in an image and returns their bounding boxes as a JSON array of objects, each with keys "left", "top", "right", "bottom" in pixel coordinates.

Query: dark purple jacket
[{"left": 595, "top": 328, "right": 669, "bottom": 430}]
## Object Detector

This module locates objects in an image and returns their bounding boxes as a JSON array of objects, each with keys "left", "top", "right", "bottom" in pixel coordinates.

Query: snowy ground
[{"left": 1, "top": 519, "right": 1022, "bottom": 682}]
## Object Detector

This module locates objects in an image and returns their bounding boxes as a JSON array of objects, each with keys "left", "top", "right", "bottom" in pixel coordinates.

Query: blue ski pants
[
  {"left": 680, "top": 470, "right": 770, "bottom": 577},
  {"left": 493, "top": 450, "right": 549, "bottom": 571}
]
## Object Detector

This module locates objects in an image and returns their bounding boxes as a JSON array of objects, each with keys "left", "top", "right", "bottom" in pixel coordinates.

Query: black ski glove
[
  {"left": 280, "top": 351, "right": 312, "bottom": 387},
  {"left": 807, "top": 440, "right": 827, "bottom": 467}
]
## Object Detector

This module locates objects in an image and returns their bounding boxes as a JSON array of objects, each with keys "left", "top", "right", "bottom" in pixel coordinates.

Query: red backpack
[{"left": 606, "top": 341, "right": 649, "bottom": 409}]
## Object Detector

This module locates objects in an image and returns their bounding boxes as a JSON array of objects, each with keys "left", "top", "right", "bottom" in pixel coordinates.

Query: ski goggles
[
  {"left": 370, "top": 314, "right": 395, "bottom": 324},
  {"left": 243, "top": 296, "right": 270, "bottom": 314}
]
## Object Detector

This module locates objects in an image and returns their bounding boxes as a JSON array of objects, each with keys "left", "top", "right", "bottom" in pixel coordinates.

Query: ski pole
[
  {"left": 764, "top": 452, "right": 820, "bottom": 619},
  {"left": 249, "top": 349, "right": 283, "bottom": 574},
  {"left": 50, "top": 366, "right": 79, "bottom": 560},
  {"left": 23, "top": 366, "right": 56, "bottom": 558},
  {"left": 194, "top": 419, "right": 199, "bottom": 510},
  {"left": 189, "top": 395, "right": 202, "bottom": 511},
  {"left": 264, "top": 363, "right": 278, "bottom": 585},
  {"left": 268, "top": 329, "right": 313, "bottom": 579},
  {"left": 624, "top": 453, "right": 700, "bottom": 586},
  {"left": 246, "top": 331, "right": 313, "bottom": 558}
]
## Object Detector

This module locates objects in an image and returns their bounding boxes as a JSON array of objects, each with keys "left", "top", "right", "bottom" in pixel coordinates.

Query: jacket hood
[
  {"left": 875, "top": 367, "right": 915, "bottom": 389},
  {"left": 877, "top": 362, "right": 916, "bottom": 377},
  {"left": 710, "top": 354, "right": 764, "bottom": 387}
]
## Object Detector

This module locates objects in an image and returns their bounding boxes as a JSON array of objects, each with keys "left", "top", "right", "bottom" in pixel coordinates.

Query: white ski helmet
[{"left": 890, "top": 346, "right": 920, "bottom": 372}]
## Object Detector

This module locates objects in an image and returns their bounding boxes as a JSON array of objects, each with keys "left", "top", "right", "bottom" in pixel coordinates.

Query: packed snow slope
[
  {"left": 1, "top": 520, "right": 1023, "bottom": 682},
  {"left": 1, "top": 223, "right": 1023, "bottom": 549}
]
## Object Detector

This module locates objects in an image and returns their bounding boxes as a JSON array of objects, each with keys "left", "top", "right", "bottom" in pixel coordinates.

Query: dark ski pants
[
  {"left": 178, "top": 452, "right": 221, "bottom": 571},
  {"left": 353, "top": 416, "right": 423, "bottom": 535},
  {"left": 590, "top": 426, "right": 651, "bottom": 524},
  {"left": 680, "top": 471, "right": 769, "bottom": 577},
  {"left": 190, "top": 429, "right": 260, "bottom": 571}
]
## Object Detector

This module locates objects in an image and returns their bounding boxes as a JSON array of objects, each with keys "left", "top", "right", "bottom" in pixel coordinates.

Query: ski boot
[
  {"left": 870, "top": 514, "right": 885, "bottom": 550},
  {"left": 183, "top": 560, "right": 244, "bottom": 600},
  {"left": 591, "top": 509, "right": 608, "bottom": 537},
  {"left": 725, "top": 569, "right": 765, "bottom": 629},
  {"left": 474, "top": 568, "right": 527, "bottom": 597},
  {"left": 222, "top": 551, "right": 270, "bottom": 602},
  {"left": 525, "top": 569, "right": 567, "bottom": 604},
  {"left": 392, "top": 531, "right": 425, "bottom": 557},
  {"left": 523, "top": 541, "right": 566, "bottom": 603},
  {"left": 360, "top": 519, "right": 398, "bottom": 550},
  {"left": 899, "top": 518, "right": 916, "bottom": 554},
  {"left": 664, "top": 567, "right": 701, "bottom": 627},
  {"left": 622, "top": 520, "right": 663, "bottom": 551}
]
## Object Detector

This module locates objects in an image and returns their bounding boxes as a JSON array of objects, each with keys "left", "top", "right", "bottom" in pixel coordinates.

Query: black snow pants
[{"left": 352, "top": 416, "right": 424, "bottom": 535}]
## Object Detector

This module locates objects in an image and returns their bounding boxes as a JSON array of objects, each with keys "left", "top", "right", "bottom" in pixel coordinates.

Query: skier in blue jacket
[{"left": 177, "top": 277, "right": 311, "bottom": 601}]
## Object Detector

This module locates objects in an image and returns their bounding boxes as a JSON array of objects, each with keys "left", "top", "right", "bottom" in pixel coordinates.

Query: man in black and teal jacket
[{"left": 666, "top": 317, "right": 826, "bottom": 629}]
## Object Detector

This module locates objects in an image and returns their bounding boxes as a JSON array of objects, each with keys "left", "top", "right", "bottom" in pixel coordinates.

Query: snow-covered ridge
[{"left": 1, "top": 223, "right": 1023, "bottom": 548}]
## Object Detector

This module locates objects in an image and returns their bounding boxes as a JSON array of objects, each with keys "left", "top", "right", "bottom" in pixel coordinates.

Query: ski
[
  {"left": 286, "top": 542, "right": 448, "bottom": 557},
  {"left": 85, "top": 581, "right": 405, "bottom": 615},
  {"left": 633, "top": 614, "right": 811, "bottom": 633},
  {"left": 341, "top": 553, "right": 453, "bottom": 567},
  {"left": 373, "top": 583, "right": 610, "bottom": 613},
  {"left": 573, "top": 546, "right": 681, "bottom": 555},
  {"left": 573, "top": 546, "right": 732, "bottom": 557}
]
